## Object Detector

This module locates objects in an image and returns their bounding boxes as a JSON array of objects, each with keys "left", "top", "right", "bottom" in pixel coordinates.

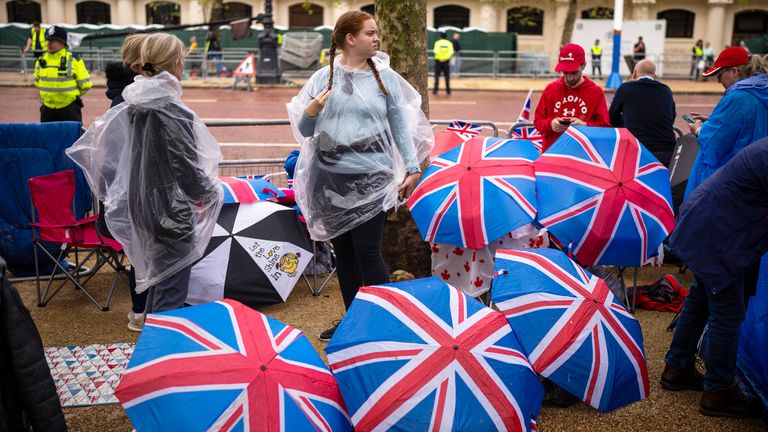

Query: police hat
[{"left": 45, "top": 26, "right": 67, "bottom": 44}]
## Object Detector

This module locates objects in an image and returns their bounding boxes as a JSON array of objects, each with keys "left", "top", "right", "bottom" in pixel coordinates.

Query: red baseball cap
[
  {"left": 703, "top": 46, "right": 750, "bottom": 77},
  {"left": 555, "top": 44, "right": 586, "bottom": 73}
]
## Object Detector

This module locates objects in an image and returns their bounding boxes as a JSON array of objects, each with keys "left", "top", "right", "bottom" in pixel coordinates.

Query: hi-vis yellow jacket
[
  {"left": 433, "top": 39, "right": 455, "bottom": 62},
  {"left": 30, "top": 27, "right": 48, "bottom": 51},
  {"left": 34, "top": 48, "right": 92, "bottom": 109}
]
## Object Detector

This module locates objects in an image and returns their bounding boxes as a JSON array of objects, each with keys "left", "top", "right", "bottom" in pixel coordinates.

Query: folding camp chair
[{"left": 29, "top": 170, "right": 127, "bottom": 311}]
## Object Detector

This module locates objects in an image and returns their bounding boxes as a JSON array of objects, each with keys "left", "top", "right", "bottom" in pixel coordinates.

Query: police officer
[
  {"left": 433, "top": 32, "right": 454, "bottom": 95},
  {"left": 690, "top": 39, "right": 704, "bottom": 81},
  {"left": 34, "top": 26, "right": 92, "bottom": 123},
  {"left": 591, "top": 39, "right": 602, "bottom": 78},
  {"left": 24, "top": 21, "right": 47, "bottom": 59}
]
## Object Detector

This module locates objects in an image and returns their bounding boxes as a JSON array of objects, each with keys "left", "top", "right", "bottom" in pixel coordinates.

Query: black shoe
[
  {"left": 700, "top": 383, "right": 762, "bottom": 418},
  {"left": 660, "top": 363, "right": 704, "bottom": 391},
  {"left": 319, "top": 321, "right": 340, "bottom": 342}
]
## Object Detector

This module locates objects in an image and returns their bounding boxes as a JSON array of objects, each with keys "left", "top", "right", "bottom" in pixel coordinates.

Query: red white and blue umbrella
[
  {"left": 407, "top": 136, "right": 539, "bottom": 250},
  {"left": 491, "top": 248, "right": 649, "bottom": 412},
  {"left": 326, "top": 278, "right": 544, "bottom": 431},
  {"left": 534, "top": 126, "right": 674, "bottom": 266},
  {"left": 115, "top": 300, "right": 351, "bottom": 432}
]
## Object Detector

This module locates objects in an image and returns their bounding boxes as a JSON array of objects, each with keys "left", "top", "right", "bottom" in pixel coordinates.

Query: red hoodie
[{"left": 533, "top": 76, "right": 610, "bottom": 152}]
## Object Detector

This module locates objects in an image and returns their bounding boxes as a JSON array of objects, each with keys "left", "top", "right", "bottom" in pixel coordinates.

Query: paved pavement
[{"left": 0, "top": 72, "right": 722, "bottom": 161}]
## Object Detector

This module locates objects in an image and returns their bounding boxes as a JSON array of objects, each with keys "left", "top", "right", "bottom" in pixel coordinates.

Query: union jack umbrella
[
  {"left": 115, "top": 300, "right": 351, "bottom": 432},
  {"left": 326, "top": 278, "right": 544, "bottom": 431},
  {"left": 407, "top": 136, "right": 539, "bottom": 250},
  {"left": 509, "top": 90, "right": 543, "bottom": 153},
  {"left": 491, "top": 248, "right": 649, "bottom": 412},
  {"left": 534, "top": 126, "right": 674, "bottom": 266},
  {"left": 430, "top": 130, "right": 470, "bottom": 161},
  {"left": 220, "top": 176, "right": 284, "bottom": 204}
]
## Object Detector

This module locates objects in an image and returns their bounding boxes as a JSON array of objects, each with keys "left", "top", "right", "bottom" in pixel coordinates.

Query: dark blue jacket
[
  {"left": 609, "top": 77, "right": 676, "bottom": 166},
  {"left": 670, "top": 137, "right": 768, "bottom": 293}
]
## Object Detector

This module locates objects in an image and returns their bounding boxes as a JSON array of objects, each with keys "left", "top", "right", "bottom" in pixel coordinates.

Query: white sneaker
[{"left": 127, "top": 311, "right": 145, "bottom": 332}]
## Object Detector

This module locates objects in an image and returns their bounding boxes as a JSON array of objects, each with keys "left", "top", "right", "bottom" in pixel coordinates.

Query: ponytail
[{"left": 327, "top": 41, "right": 337, "bottom": 91}]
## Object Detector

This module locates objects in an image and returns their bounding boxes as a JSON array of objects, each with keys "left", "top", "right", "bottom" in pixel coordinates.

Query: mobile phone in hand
[
  {"left": 558, "top": 118, "right": 572, "bottom": 125},
  {"left": 681, "top": 114, "right": 695, "bottom": 124}
]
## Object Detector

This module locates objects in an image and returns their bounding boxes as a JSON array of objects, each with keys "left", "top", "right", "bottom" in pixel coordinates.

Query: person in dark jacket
[
  {"left": 609, "top": 59, "right": 677, "bottom": 166},
  {"left": 101, "top": 33, "right": 149, "bottom": 332},
  {"left": 0, "top": 257, "right": 66, "bottom": 432},
  {"left": 660, "top": 137, "right": 768, "bottom": 419}
]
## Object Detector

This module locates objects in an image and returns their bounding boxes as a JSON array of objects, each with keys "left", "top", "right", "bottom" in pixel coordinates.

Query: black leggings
[{"left": 331, "top": 211, "right": 390, "bottom": 310}]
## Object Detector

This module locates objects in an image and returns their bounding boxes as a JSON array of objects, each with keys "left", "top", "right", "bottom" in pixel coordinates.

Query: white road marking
[
  {"left": 430, "top": 101, "right": 478, "bottom": 105},
  {"left": 185, "top": 98, "right": 218, "bottom": 103}
]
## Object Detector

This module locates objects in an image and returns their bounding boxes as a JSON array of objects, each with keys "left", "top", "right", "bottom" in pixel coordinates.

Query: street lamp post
[
  {"left": 256, "top": 0, "right": 281, "bottom": 84},
  {"left": 606, "top": 0, "right": 623, "bottom": 89}
]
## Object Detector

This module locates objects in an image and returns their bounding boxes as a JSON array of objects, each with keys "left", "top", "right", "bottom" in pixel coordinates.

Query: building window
[
  {"left": 361, "top": 4, "right": 374, "bottom": 16},
  {"left": 733, "top": 10, "right": 768, "bottom": 35},
  {"left": 434, "top": 5, "right": 470, "bottom": 29},
  {"left": 289, "top": 3, "right": 323, "bottom": 29},
  {"left": 581, "top": 7, "right": 613, "bottom": 20},
  {"left": 223, "top": 2, "right": 252, "bottom": 20},
  {"left": 507, "top": 7, "right": 543, "bottom": 35},
  {"left": 6, "top": 0, "right": 41, "bottom": 23},
  {"left": 657, "top": 9, "right": 694, "bottom": 38},
  {"left": 76, "top": 1, "right": 111, "bottom": 24},
  {"left": 146, "top": 1, "right": 181, "bottom": 25}
]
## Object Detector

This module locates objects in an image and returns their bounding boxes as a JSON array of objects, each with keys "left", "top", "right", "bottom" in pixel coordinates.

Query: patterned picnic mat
[{"left": 45, "top": 343, "right": 134, "bottom": 407}]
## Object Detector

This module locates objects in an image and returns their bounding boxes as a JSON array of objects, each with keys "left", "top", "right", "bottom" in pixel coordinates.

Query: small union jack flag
[
  {"left": 446, "top": 119, "right": 483, "bottom": 140},
  {"left": 326, "top": 278, "right": 544, "bottom": 431},
  {"left": 492, "top": 248, "right": 650, "bottom": 412},
  {"left": 510, "top": 90, "right": 543, "bottom": 152},
  {"left": 115, "top": 300, "right": 351, "bottom": 431},
  {"left": 220, "top": 176, "right": 282, "bottom": 204}
]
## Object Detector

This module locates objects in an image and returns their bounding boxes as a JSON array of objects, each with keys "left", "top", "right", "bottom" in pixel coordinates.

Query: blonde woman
[
  {"left": 98, "top": 32, "right": 149, "bottom": 330},
  {"left": 68, "top": 33, "right": 223, "bottom": 313}
]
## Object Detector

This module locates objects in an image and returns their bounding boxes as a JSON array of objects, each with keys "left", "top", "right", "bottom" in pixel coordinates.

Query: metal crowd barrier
[{"left": 507, "top": 121, "right": 686, "bottom": 141}]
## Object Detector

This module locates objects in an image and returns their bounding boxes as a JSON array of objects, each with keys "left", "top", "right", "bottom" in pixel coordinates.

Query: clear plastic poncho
[
  {"left": 66, "top": 71, "right": 223, "bottom": 293},
  {"left": 286, "top": 52, "right": 433, "bottom": 241}
]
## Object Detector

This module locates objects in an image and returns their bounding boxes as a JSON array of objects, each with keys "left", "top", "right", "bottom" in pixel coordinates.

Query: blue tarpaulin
[{"left": 0, "top": 122, "right": 91, "bottom": 275}]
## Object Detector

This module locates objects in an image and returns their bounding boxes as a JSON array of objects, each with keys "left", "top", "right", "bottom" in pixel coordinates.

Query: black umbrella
[
  {"left": 187, "top": 201, "right": 312, "bottom": 308},
  {"left": 669, "top": 133, "right": 699, "bottom": 187}
]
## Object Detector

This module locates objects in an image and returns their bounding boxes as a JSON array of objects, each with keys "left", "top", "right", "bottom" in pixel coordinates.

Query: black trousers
[
  {"left": 331, "top": 211, "right": 390, "bottom": 310},
  {"left": 434, "top": 60, "right": 451, "bottom": 94},
  {"left": 40, "top": 100, "right": 82, "bottom": 123}
]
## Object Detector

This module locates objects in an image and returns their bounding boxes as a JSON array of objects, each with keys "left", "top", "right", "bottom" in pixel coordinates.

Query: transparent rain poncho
[
  {"left": 66, "top": 72, "right": 223, "bottom": 293},
  {"left": 287, "top": 52, "right": 433, "bottom": 241}
]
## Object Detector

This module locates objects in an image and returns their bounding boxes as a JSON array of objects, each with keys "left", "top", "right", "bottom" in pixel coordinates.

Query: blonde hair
[
  {"left": 737, "top": 54, "right": 768, "bottom": 79},
  {"left": 121, "top": 33, "right": 149, "bottom": 72},
  {"left": 140, "top": 33, "right": 186, "bottom": 77}
]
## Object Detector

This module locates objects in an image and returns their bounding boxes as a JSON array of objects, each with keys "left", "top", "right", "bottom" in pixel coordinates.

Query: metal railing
[{"left": 507, "top": 120, "right": 687, "bottom": 144}]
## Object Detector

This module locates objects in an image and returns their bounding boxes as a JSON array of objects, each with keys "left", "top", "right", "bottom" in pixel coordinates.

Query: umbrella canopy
[
  {"left": 187, "top": 201, "right": 312, "bottom": 308},
  {"left": 668, "top": 133, "right": 699, "bottom": 187},
  {"left": 430, "top": 130, "right": 470, "bottom": 160},
  {"left": 491, "top": 248, "right": 649, "bottom": 412},
  {"left": 534, "top": 126, "right": 674, "bottom": 266},
  {"left": 115, "top": 299, "right": 351, "bottom": 431},
  {"left": 220, "top": 176, "right": 284, "bottom": 204},
  {"left": 407, "top": 136, "right": 539, "bottom": 250},
  {"left": 326, "top": 278, "right": 544, "bottom": 432}
]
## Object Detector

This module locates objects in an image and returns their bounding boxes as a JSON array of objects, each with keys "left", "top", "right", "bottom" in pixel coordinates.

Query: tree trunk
[
  {"left": 376, "top": 0, "right": 433, "bottom": 277},
  {"left": 560, "top": 0, "right": 578, "bottom": 48},
  {"left": 376, "top": 0, "right": 429, "bottom": 117}
]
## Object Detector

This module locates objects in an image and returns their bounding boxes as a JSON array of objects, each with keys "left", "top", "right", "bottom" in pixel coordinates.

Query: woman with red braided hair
[{"left": 287, "top": 11, "right": 433, "bottom": 340}]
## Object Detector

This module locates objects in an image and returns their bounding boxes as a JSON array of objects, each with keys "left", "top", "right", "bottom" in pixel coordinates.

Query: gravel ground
[{"left": 12, "top": 264, "right": 765, "bottom": 431}]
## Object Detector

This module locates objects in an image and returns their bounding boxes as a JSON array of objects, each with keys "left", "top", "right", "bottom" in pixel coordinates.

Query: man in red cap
[{"left": 534, "top": 43, "right": 610, "bottom": 152}]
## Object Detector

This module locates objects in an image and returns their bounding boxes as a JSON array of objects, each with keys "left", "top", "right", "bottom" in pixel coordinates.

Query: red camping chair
[{"left": 29, "top": 170, "right": 127, "bottom": 311}]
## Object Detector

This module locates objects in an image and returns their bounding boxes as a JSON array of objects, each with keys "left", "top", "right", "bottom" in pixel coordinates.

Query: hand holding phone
[
  {"left": 681, "top": 114, "right": 695, "bottom": 124},
  {"left": 558, "top": 118, "right": 573, "bottom": 125}
]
